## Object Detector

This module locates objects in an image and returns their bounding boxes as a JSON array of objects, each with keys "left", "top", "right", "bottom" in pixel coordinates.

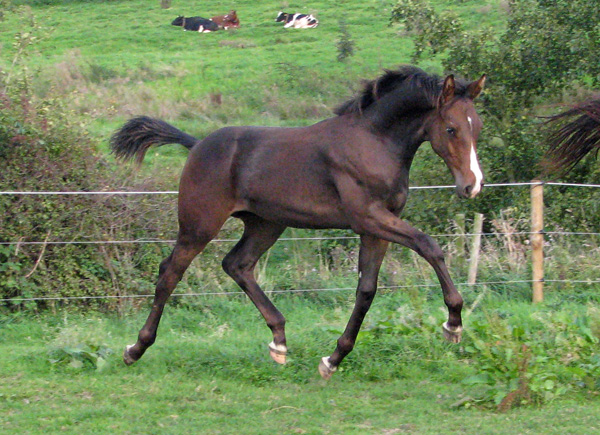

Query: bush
[
  {"left": 391, "top": 0, "right": 600, "bottom": 233},
  {"left": 0, "top": 12, "right": 179, "bottom": 309},
  {"left": 362, "top": 296, "right": 600, "bottom": 410}
]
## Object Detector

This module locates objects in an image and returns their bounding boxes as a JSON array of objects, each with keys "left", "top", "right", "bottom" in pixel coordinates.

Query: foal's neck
[{"left": 366, "top": 110, "right": 428, "bottom": 160}]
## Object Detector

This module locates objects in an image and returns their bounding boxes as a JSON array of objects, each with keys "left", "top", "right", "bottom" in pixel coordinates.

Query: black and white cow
[
  {"left": 275, "top": 12, "right": 319, "bottom": 29},
  {"left": 171, "top": 16, "right": 220, "bottom": 33}
]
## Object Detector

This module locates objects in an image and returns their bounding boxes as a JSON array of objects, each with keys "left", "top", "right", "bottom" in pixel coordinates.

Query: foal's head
[
  {"left": 334, "top": 66, "right": 487, "bottom": 198},
  {"left": 425, "top": 74, "right": 486, "bottom": 199}
]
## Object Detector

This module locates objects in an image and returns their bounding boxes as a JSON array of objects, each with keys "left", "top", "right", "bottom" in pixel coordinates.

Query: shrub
[
  {"left": 336, "top": 18, "right": 355, "bottom": 63},
  {"left": 362, "top": 297, "right": 600, "bottom": 410},
  {"left": 391, "top": 0, "right": 600, "bottom": 232},
  {"left": 47, "top": 317, "right": 114, "bottom": 370},
  {"left": 0, "top": 12, "right": 178, "bottom": 309}
]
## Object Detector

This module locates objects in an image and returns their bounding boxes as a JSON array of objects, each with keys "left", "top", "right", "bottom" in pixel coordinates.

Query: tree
[
  {"left": 392, "top": 0, "right": 600, "bottom": 182},
  {"left": 391, "top": 0, "right": 600, "bottom": 229}
]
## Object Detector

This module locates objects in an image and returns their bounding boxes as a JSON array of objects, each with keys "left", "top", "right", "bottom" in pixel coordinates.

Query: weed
[
  {"left": 459, "top": 305, "right": 600, "bottom": 410},
  {"left": 356, "top": 290, "right": 600, "bottom": 411},
  {"left": 48, "top": 343, "right": 113, "bottom": 370},
  {"left": 47, "top": 317, "right": 113, "bottom": 370},
  {"left": 336, "top": 17, "right": 355, "bottom": 62}
]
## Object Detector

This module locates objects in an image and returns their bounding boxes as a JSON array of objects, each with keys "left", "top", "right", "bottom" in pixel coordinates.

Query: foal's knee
[{"left": 417, "top": 234, "right": 445, "bottom": 263}]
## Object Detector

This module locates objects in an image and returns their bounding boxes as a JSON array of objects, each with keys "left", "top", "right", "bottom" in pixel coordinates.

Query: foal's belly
[
  {"left": 235, "top": 179, "right": 409, "bottom": 230},
  {"left": 242, "top": 199, "right": 352, "bottom": 230},
  {"left": 236, "top": 161, "right": 351, "bottom": 228}
]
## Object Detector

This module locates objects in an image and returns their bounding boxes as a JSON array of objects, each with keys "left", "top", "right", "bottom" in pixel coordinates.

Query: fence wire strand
[
  {"left": 4, "top": 279, "right": 600, "bottom": 303},
  {"left": 2, "top": 231, "right": 600, "bottom": 247},
  {"left": 0, "top": 279, "right": 553, "bottom": 303},
  {"left": 3, "top": 181, "right": 599, "bottom": 196}
]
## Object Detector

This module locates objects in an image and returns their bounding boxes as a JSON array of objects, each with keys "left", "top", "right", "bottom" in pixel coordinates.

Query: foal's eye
[{"left": 446, "top": 127, "right": 456, "bottom": 135}]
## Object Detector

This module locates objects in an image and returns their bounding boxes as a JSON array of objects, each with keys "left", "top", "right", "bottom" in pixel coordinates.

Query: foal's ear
[
  {"left": 438, "top": 75, "right": 455, "bottom": 107},
  {"left": 467, "top": 74, "right": 487, "bottom": 100}
]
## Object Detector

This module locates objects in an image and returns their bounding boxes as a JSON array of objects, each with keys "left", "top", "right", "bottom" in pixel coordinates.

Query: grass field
[
  {"left": 0, "top": 0, "right": 507, "bottom": 173},
  {"left": 2, "top": 294, "right": 600, "bottom": 434}
]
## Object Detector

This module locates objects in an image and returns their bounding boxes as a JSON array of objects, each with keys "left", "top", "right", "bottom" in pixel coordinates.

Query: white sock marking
[
  {"left": 321, "top": 356, "right": 337, "bottom": 372},
  {"left": 269, "top": 341, "right": 287, "bottom": 353}
]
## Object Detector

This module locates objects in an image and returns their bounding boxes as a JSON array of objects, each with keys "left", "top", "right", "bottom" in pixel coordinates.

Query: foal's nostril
[{"left": 464, "top": 185, "right": 472, "bottom": 197}]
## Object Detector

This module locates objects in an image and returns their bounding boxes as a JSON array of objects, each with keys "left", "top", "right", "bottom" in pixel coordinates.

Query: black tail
[
  {"left": 110, "top": 116, "right": 199, "bottom": 164},
  {"left": 543, "top": 98, "right": 600, "bottom": 175}
]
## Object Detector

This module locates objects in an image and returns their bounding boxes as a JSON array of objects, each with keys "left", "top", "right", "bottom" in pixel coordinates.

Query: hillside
[{"left": 0, "top": 0, "right": 506, "bottom": 171}]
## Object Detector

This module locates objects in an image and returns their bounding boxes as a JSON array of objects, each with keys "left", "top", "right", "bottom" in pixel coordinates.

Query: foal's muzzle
[{"left": 457, "top": 180, "right": 484, "bottom": 199}]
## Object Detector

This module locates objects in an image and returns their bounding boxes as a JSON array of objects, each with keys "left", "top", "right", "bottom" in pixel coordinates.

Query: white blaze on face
[
  {"left": 465, "top": 116, "right": 483, "bottom": 197},
  {"left": 469, "top": 143, "right": 483, "bottom": 197}
]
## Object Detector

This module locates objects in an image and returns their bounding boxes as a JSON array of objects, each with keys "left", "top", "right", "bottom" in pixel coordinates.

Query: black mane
[{"left": 335, "top": 65, "right": 470, "bottom": 117}]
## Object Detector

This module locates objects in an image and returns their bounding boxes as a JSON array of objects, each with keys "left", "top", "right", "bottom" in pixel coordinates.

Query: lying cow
[
  {"left": 275, "top": 12, "right": 319, "bottom": 28},
  {"left": 171, "top": 15, "right": 219, "bottom": 32},
  {"left": 211, "top": 10, "right": 240, "bottom": 29}
]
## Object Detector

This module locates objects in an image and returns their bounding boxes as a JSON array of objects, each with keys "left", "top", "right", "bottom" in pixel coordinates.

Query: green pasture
[
  {"left": 2, "top": 293, "right": 600, "bottom": 434},
  {"left": 0, "top": 0, "right": 507, "bottom": 171}
]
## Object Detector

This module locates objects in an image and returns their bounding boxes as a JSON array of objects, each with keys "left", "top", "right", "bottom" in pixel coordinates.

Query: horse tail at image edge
[
  {"left": 110, "top": 116, "right": 198, "bottom": 164},
  {"left": 542, "top": 97, "right": 600, "bottom": 175}
]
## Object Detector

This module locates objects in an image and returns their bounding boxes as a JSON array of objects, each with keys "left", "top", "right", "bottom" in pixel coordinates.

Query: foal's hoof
[
  {"left": 442, "top": 322, "right": 463, "bottom": 344},
  {"left": 268, "top": 341, "right": 287, "bottom": 365},
  {"left": 123, "top": 344, "right": 138, "bottom": 366},
  {"left": 318, "top": 357, "right": 337, "bottom": 380}
]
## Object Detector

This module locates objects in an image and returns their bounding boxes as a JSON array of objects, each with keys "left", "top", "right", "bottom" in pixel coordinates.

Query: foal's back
[{"left": 179, "top": 116, "right": 388, "bottom": 229}]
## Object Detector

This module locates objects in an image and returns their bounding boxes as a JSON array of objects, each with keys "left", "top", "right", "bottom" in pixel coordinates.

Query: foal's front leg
[
  {"left": 358, "top": 207, "right": 464, "bottom": 343},
  {"left": 319, "top": 235, "right": 389, "bottom": 379}
]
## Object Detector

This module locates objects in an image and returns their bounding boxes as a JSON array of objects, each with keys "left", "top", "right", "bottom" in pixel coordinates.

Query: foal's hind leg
[
  {"left": 319, "top": 235, "right": 389, "bottom": 379},
  {"left": 123, "top": 231, "right": 216, "bottom": 365},
  {"left": 221, "top": 214, "right": 288, "bottom": 364}
]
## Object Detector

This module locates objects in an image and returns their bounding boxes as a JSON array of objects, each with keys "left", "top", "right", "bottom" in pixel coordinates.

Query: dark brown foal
[{"left": 111, "top": 66, "right": 486, "bottom": 378}]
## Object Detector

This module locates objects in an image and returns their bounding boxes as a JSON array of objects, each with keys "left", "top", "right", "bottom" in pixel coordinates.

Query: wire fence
[
  {"left": 2, "top": 181, "right": 600, "bottom": 303},
  {"left": 3, "top": 181, "right": 600, "bottom": 247},
  {"left": 4, "top": 278, "right": 600, "bottom": 303},
  {"left": 0, "top": 280, "right": 535, "bottom": 302}
]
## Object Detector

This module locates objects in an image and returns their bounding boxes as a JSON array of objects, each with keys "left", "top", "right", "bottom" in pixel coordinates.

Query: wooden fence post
[
  {"left": 468, "top": 213, "right": 484, "bottom": 285},
  {"left": 455, "top": 213, "right": 466, "bottom": 259},
  {"left": 531, "top": 180, "right": 544, "bottom": 303}
]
